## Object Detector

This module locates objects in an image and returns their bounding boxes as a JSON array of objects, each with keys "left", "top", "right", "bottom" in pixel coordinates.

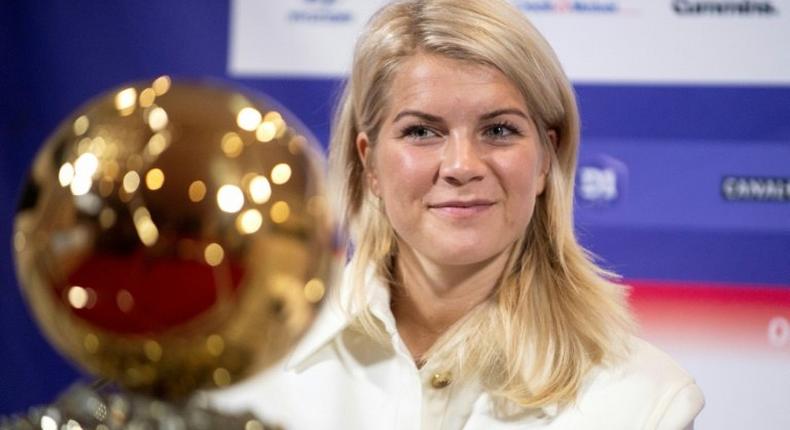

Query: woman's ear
[
  {"left": 356, "top": 132, "right": 380, "bottom": 196},
  {"left": 537, "top": 129, "right": 557, "bottom": 195}
]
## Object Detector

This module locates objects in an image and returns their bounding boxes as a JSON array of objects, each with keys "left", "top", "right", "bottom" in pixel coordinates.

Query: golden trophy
[{"left": 4, "top": 77, "right": 336, "bottom": 429}]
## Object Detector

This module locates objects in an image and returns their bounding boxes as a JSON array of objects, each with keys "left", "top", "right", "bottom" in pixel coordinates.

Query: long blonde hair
[{"left": 328, "top": 0, "right": 633, "bottom": 410}]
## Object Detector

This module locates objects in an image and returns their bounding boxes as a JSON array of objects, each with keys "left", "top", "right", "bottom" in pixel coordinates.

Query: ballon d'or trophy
[{"left": 3, "top": 77, "right": 337, "bottom": 429}]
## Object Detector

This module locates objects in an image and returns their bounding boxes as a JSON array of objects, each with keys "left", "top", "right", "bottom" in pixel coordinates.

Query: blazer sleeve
[{"left": 654, "top": 381, "right": 705, "bottom": 430}]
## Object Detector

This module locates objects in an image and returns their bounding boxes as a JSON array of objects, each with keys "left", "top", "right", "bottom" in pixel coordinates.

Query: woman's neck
[{"left": 390, "top": 244, "right": 511, "bottom": 362}]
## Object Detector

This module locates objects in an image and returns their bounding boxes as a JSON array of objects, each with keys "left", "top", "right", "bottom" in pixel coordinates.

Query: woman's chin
[{"left": 420, "top": 245, "right": 508, "bottom": 268}]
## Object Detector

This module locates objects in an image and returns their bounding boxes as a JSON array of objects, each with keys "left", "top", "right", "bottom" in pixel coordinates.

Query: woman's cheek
[{"left": 380, "top": 146, "right": 436, "bottom": 194}]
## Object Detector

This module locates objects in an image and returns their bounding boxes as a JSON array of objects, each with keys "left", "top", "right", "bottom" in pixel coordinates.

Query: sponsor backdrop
[{"left": 2, "top": 0, "right": 788, "bottom": 428}]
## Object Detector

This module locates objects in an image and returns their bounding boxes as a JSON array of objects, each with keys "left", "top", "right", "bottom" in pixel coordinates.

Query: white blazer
[{"left": 211, "top": 271, "right": 704, "bottom": 429}]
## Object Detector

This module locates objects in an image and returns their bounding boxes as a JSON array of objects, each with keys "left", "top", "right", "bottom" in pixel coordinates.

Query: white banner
[
  {"left": 522, "top": 0, "right": 790, "bottom": 85},
  {"left": 229, "top": 0, "right": 388, "bottom": 77},
  {"left": 230, "top": 0, "right": 790, "bottom": 85}
]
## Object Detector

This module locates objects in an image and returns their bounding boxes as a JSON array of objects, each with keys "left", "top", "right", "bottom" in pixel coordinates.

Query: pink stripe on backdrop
[{"left": 626, "top": 279, "right": 790, "bottom": 353}]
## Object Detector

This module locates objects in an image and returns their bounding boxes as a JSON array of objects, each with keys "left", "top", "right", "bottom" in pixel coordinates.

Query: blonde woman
[{"left": 214, "top": 0, "right": 704, "bottom": 428}]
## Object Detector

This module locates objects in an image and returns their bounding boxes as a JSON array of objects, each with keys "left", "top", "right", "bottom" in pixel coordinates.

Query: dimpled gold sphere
[{"left": 13, "top": 78, "right": 336, "bottom": 399}]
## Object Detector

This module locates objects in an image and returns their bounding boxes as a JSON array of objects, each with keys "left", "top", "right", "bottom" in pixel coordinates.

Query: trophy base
[{"left": 0, "top": 381, "right": 281, "bottom": 430}]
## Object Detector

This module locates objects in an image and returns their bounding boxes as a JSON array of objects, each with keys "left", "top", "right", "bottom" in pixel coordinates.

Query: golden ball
[{"left": 13, "top": 78, "right": 337, "bottom": 399}]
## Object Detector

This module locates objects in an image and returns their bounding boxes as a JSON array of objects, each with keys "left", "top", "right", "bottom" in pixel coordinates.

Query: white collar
[
  {"left": 285, "top": 264, "right": 395, "bottom": 371},
  {"left": 283, "top": 263, "right": 560, "bottom": 419}
]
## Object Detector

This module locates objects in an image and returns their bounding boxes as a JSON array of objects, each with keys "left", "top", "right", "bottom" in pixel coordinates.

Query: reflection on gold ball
[{"left": 13, "top": 78, "right": 337, "bottom": 399}]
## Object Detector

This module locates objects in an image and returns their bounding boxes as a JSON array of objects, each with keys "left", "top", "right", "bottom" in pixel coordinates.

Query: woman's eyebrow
[
  {"left": 480, "top": 108, "right": 529, "bottom": 121},
  {"left": 392, "top": 110, "right": 443, "bottom": 123}
]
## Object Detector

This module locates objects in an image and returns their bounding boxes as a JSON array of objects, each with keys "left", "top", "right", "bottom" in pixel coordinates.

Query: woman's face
[{"left": 357, "top": 53, "right": 550, "bottom": 267}]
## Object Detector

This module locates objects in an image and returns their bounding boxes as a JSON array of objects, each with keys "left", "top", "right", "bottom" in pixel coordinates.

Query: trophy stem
[{"left": 0, "top": 380, "right": 279, "bottom": 430}]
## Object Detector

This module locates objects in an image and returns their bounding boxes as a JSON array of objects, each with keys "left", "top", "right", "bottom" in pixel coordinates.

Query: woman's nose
[{"left": 439, "top": 134, "right": 485, "bottom": 186}]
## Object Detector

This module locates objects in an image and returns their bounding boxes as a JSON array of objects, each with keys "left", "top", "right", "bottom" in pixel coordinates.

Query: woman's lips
[{"left": 428, "top": 200, "right": 495, "bottom": 218}]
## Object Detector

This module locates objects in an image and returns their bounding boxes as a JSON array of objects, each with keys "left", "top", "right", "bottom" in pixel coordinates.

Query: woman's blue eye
[
  {"left": 402, "top": 125, "right": 437, "bottom": 139},
  {"left": 484, "top": 123, "right": 520, "bottom": 138},
  {"left": 490, "top": 125, "right": 508, "bottom": 136}
]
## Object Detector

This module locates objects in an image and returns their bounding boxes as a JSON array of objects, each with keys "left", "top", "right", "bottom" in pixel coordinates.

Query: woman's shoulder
[
  {"left": 565, "top": 336, "right": 704, "bottom": 429},
  {"left": 610, "top": 336, "right": 697, "bottom": 386}
]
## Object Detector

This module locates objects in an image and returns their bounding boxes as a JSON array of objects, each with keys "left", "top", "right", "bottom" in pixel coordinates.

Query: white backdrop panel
[{"left": 230, "top": 0, "right": 790, "bottom": 84}]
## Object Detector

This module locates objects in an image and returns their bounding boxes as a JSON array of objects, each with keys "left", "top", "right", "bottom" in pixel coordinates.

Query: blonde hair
[{"left": 328, "top": 0, "right": 633, "bottom": 411}]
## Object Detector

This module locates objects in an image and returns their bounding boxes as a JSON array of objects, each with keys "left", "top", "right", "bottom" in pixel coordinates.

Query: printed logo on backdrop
[
  {"left": 289, "top": 0, "right": 352, "bottom": 23},
  {"left": 721, "top": 176, "right": 790, "bottom": 202},
  {"left": 576, "top": 155, "right": 628, "bottom": 207},
  {"left": 768, "top": 316, "right": 789, "bottom": 349},
  {"left": 513, "top": 0, "right": 635, "bottom": 14},
  {"left": 230, "top": 0, "right": 388, "bottom": 76},
  {"left": 672, "top": 0, "right": 779, "bottom": 16}
]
